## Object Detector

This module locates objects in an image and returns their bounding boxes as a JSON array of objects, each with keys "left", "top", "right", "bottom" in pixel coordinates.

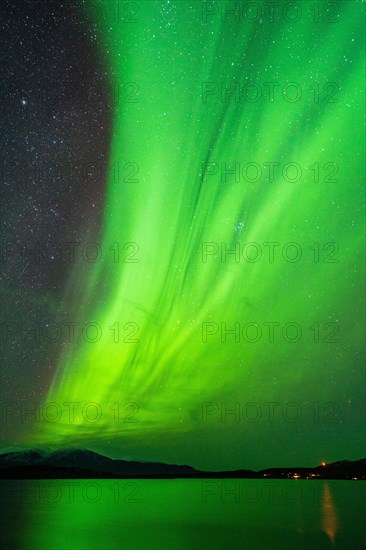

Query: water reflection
[
  {"left": 321, "top": 483, "right": 338, "bottom": 545},
  {"left": 0, "top": 479, "right": 363, "bottom": 550}
]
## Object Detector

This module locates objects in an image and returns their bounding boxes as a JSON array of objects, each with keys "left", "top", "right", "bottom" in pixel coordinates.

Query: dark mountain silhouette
[
  {"left": 0, "top": 448, "right": 254, "bottom": 479},
  {"left": 0, "top": 449, "right": 364, "bottom": 479}
]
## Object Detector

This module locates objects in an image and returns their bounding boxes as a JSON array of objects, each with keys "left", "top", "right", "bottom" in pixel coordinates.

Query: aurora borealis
[{"left": 1, "top": 0, "right": 365, "bottom": 471}]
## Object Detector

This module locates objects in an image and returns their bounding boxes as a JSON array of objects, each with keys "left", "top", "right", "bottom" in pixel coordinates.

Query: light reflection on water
[
  {"left": 322, "top": 483, "right": 339, "bottom": 545},
  {"left": 0, "top": 479, "right": 364, "bottom": 550}
]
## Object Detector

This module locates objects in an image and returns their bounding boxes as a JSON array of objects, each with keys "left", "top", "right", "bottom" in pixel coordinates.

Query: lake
[{"left": 0, "top": 479, "right": 365, "bottom": 549}]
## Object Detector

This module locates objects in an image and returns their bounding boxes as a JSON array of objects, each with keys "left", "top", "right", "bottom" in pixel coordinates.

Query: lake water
[{"left": 0, "top": 479, "right": 365, "bottom": 549}]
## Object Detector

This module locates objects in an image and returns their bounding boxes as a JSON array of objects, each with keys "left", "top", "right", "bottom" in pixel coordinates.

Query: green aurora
[{"left": 27, "top": 0, "right": 364, "bottom": 470}]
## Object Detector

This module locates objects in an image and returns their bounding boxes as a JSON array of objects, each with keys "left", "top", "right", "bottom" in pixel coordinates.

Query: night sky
[{"left": 0, "top": 0, "right": 365, "bottom": 471}]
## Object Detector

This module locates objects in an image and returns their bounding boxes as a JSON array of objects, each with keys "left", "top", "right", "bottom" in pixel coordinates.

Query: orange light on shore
[{"left": 322, "top": 462, "right": 326, "bottom": 467}]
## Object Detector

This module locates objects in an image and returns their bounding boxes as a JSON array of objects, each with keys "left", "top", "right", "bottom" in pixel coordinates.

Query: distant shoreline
[
  {"left": 1, "top": 450, "right": 365, "bottom": 480},
  {"left": 0, "top": 466, "right": 364, "bottom": 481}
]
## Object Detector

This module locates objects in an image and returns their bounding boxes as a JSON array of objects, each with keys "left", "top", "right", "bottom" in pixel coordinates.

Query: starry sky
[{"left": 0, "top": 0, "right": 365, "bottom": 471}]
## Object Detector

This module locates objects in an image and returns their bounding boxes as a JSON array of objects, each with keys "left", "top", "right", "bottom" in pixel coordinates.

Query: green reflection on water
[{"left": 0, "top": 480, "right": 364, "bottom": 550}]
